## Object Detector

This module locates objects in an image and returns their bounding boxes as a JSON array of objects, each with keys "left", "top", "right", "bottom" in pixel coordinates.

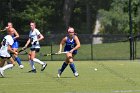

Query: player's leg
[
  {"left": 13, "top": 48, "right": 24, "bottom": 68},
  {"left": 0, "top": 58, "right": 6, "bottom": 77},
  {"left": 9, "top": 56, "right": 16, "bottom": 66},
  {"left": 0, "top": 57, "right": 15, "bottom": 77},
  {"left": 0, "top": 57, "right": 6, "bottom": 67},
  {"left": 28, "top": 50, "right": 36, "bottom": 73},
  {"left": 12, "top": 42, "right": 24, "bottom": 69},
  {"left": 31, "top": 48, "right": 47, "bottom": 71},
  {"left": 67, "top": 53, "right": 79, "bottom": 77},
  {"left": 57, "top": 58, "right": 69, "bottom": 78}
]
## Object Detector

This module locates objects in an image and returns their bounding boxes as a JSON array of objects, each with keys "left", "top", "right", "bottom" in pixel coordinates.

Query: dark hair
[{"left": 30, "top": 21, "right": 36, "bottom": 26}]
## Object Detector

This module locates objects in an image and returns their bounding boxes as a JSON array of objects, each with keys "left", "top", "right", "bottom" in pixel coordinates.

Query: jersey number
[{"left": 71, "top": 45, "right": 74, "bottom": 48}]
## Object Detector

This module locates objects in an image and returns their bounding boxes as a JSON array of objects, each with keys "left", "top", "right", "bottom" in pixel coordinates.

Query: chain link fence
[
  {"left": 16, "top": 34, "right": 139, "bottom": 61},
  {"left": 1, "top": 34, "right": 140, "bottom": 61}
]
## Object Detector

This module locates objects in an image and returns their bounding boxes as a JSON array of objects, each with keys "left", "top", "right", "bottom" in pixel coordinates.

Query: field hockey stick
[
  {"left": 40, "top": 51, "right": 69, "bottom": 56},
  {"left": 10, "top": 48, "right": 28, "bottom": 55},
  {"left": 18, "top": 47, "right": 28, "bottom": 55}
]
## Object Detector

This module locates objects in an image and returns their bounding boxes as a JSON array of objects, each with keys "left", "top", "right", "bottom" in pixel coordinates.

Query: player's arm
[
  {"left": 23, "top": 38, "right": 31, "bottom": 49},
  {"left": 13, "top": 29, "right": 19, "bottom": 40},
  {"left": 58, "top": 37, "right": 66, "bottom": 53},
  {"left": 0, "top": 26, "right": 9, "bottom": 32},
  {"left": 70, "top": 36, "right": 80, "bottom": 53},
  {"left": 38, "top": 34, "right": 44, "bottom": 41},
  {"left": 0, "top": 28, "right": 7, "bottom": 32},
  {"left": 31, "top": 34, "right": 44, "bottom": 45},
  {"left": 8, "top": 45, "right": 18, "bottom": 55}
]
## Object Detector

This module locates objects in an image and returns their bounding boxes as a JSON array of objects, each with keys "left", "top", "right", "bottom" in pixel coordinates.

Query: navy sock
[
  {"left": 60, "top": 62, "right": 68, "bottom": 73},
  {"left": 15, "top": 57, "right": 22, "bottom": 65},
  {"left": 69, "top": 63, "right": 76, "bottom": 73}
]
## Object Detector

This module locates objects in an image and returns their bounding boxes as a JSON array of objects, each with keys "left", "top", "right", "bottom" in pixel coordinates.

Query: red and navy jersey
[{"left": 12, "top": 34, "right": 18, "bottom": 42}]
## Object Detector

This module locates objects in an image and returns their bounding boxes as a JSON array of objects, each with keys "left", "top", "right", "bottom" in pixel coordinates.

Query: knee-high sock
[
  {"left": 60, "top": 62, "right": 68, "bottom": 73},
  {"left": 29, "top": 60, "right": 35, "bottom": 70},
  {"left": 33, "top": 58, "right": 44, "bottom": 65},
  {"left": 15, "top": 57, "right": 22, "bottom": 65},
  {"left": 69, "top": 62, "right": 76, "bottom": 73},
  {"left": 2, "top": 64, "right": 14, "bottom": 71}
]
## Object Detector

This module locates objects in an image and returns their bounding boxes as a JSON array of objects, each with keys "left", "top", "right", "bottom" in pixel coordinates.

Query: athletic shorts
[
  {"left": 0, "top": 56, "right": 11, "bottom": 59},
  {"left": 12, "top": 41, "right": 19, "bottom": 48},
  {"left": 30, "top": 48, "right": 40, "bottom": 53},
  {"left": 64, "top": 49, "right": 77, "bottom": 55}
]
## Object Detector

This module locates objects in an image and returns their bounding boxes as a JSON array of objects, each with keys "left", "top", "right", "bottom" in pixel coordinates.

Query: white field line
[{"left": 113, "top": 90, "right": 140, "bottom": 93}]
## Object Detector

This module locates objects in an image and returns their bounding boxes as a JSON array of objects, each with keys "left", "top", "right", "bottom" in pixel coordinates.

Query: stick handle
[{"left": 41, "top": 51, "right": 69, "bottom": 56}]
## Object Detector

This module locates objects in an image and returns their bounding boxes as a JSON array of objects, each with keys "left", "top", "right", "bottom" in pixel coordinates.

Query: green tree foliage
[
  {"left": 0, "top": 0, "right": 63, "bottom": 34},
  {"left": 13, "top": 0, "right": 57, "bottom": 34},
  {"left": 69, "top": 0, "right": 111, "bottom": 34},
  {"left": 16, "top": 1, "right": 54, "bottom": 33},
  {"left": 0, "top": 0, "right": 122, "bottom": 34},
  {"left": 98, "top": 0, "right": 140, "bottom": 34}
]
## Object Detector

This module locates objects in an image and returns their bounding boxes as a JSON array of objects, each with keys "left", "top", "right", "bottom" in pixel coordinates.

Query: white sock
[
  {"left": 29, "top": 60, "right": 35, "bottom": 70},
  {"left": 33, "top": 58, "right": 44, "bottom": 65},
  {"left": 2, "top": 64, "right": 14, "bottom": 71}
]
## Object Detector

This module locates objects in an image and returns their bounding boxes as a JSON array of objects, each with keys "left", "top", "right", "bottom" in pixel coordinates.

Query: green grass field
[{"left": 0, "top": 61, "right": 140, "bottom": 93}]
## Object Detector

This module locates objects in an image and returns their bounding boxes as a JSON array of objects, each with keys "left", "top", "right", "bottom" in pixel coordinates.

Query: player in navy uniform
[
  {"left": 5, "top": 22, "right": 24, "bottom": 69},
  {"left": 23, "top": 22, "right": 47, "bottom": 73},
  {"left": 57, "top": 27, "right": 80, "bottom": 77}
]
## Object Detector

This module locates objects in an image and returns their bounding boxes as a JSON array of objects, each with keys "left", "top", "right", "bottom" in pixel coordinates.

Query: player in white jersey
[
  {"left": 0, "top": 28, "right": 18, "bottom": 77},
  {"left": 23, "top": 22, "right": 47, "bottom": 73}
]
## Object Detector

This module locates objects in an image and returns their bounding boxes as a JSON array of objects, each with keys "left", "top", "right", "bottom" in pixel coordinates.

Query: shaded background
[{"left": 0, "top": 0, "right": 140, "bottom": 60}]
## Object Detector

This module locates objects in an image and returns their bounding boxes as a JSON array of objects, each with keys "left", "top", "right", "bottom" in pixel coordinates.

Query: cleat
[
  {"left": 74, "top": 72, "right": 79, "bottom": 77},
  {"left": 19, "top": 65, "right": 24, "bottom": 69},
  {"left": 28, "top": 69, "right": 37, "bottom": 73},
  {"left": 0, "top": 69, "right": 4, "bottom": 77},
  {"left": 57, "top": 69, "right": 61, "bottom": 78},
  {"left": 41, "top": 63, "right": 47, "bottom": 71}
]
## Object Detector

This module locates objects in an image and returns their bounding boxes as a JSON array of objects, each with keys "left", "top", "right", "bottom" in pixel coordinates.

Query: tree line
[{"left": 0, "top": 0, "right": 139, "bottom": 35}]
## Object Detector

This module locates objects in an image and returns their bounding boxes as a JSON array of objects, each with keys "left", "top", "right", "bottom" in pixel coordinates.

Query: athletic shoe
[
  {"left": 74, "top": 72, "right": 79, "bottom": 77},
  {"left": 0, "top": 69, "right": 4, "bottom": 77},
  {"left": 28, "top": 69, "right": 37, "bottom": 73},
  {"left": 41, "top": 63, "right": 47, "bottom": 71},
  {"left": 19, "top": 65, "right": 24, "bottom": 69},
  {"left": 57, "top": 69, "right": 61, "bottom": 78}
]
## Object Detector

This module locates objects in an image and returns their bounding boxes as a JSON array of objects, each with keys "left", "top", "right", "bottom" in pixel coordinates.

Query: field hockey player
[
  {"left": 57, "top": 27, "right": 80, "bottom": 77},
  {"left": 0, "top": 28, "right": 18, "bottom": 77},
  {"left": 23, "top": 21, "right": 47, "bottom": 73}
]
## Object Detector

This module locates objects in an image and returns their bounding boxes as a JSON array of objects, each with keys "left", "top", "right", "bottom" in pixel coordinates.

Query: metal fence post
[
  {"left": 51, "top": 43, "right": 53, "bottom": 61},
  {"left": 91, "top": 35, "right": 93, "bottom": 60},
  {"left": 129, "top": 0, "right": 134, "bottom": 60}
]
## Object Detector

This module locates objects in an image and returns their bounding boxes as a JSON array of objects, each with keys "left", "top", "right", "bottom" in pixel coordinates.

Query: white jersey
[
  {"left": 29, "top": 28, "right": 40, "bottom": 48},
  {"left": 0, "top": 35, "right": 14, "bottom": 57}
]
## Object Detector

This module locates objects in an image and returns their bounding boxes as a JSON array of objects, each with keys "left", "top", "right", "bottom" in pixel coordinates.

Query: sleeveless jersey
[
  {"left": 64, "top": 35, "right": 77, "bottom": 54},
  {"left": 0, "top": 35, "right": 14, "bottom": 57},
  {"left": 11, "top": 34, "right": 19, "bottom": 48},
  {"left": 29, "top": 28, "right": 40, "bottom": 48}
]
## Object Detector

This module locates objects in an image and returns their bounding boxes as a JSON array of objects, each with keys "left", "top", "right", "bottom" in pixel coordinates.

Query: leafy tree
[
  {"left": 68, "top": 0, "right": 111, "bottom": 34},
  {"left": 98, "top": 0, "right": 140, "bottom": 34},
  {"left": 13, "top": 0, "right": 55, "bottom": 34},
  {"left": 0, "top": 0, "right": 112, "bottom": 34},
  {"left": 63, "top": 0, "right": 75, "bottom": 29}
]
